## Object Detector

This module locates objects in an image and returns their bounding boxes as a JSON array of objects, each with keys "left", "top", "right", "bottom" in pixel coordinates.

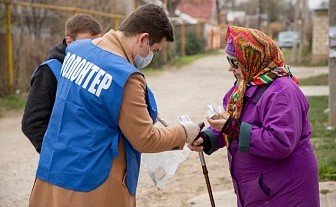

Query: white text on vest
[{"left": 61, "top": 52, "right": 112, "bottom": 97}]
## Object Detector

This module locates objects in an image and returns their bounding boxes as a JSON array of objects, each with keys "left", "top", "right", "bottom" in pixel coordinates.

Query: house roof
[
  {"left": 175, "top": 10, "right": 199, "bottom": 24},
  {"left": 177, "top": 0, "right": 213, "bottom": 20}
]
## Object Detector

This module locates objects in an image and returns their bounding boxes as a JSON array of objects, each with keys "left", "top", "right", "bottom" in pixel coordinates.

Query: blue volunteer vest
[
  {"left": 34, "top": 59, "right": 62, "bottom": 82},
  {"left": 42, "top": 59, "right": 62, "bottom": 81},
  {"left": 36, "top": 39, "right": 158, "bottom": 195}
]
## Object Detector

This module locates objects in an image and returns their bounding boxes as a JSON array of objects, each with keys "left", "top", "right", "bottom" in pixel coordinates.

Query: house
[
  {"left": 177, "top": 0, "right": 213, "bottom": 22},
  {"left": 177, "top": 0, "right": 222, "bottom": 50},
  {"left": 312, "top": 5, "right": 329, "bottom": 63}
]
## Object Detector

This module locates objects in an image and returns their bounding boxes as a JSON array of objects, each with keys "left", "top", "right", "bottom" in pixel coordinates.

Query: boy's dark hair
[
  {"left": 119, "top": 4, "right": 174, "bottom": 45},
  {"left": 65, "top": 14, "right": 103, "bottom": 39}
]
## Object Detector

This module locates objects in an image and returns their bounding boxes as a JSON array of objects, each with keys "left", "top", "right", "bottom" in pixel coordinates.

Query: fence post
[
  {"left": 5, "top": 0, "right": 14, "bottom": 93},
  {"left": 114, "top": 18, "right": 120, "bottom": 30},
  {"left": 133, "top": 0, "right": 138, "bottom": 10},
  {"left": 329, "top": 0, "right": 336, "bottom": 127},
  {"left": 163, "top": 46, "right": 168, "bottom": 63},
  {"left": 181, "top": 22, "right": 186, "bottom": 56},
  {"left": 196, "top": 22, "right": 201, "bottom": 39}
]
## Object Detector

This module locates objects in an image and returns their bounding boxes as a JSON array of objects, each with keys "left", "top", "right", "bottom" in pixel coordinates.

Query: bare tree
[
  {"left": 223, "top": 0, "right": 235, "bottom": 10},
  {"left": 167, "top": 0, "right": 181, "bottom": 17},
  {"left": 16, "top": 0, "right": 55, "bottom": 40}
]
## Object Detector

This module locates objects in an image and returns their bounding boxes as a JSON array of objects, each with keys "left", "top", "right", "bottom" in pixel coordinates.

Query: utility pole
[
  {"left": 258, "top": 0, "right": 262, "bottom": 30},
  {"left": 329, "top": 0, "right": 336, "bottom": 127},
  {"left": 5, "top": 0, "right": 13, "bottom": 94},
  {"left": 292, "top": 0, "right": 301, "bottom": 64},
  {"left": 211, "top": 0, "right": 216, "bottom": 25},
  {"left": 126, "top": 0, "right": 133, "bottom": 16},
  {"left": 298, "top": 0, "right": 308, "bottom": 64},
  {"left": 216, "top": 0, "right": 221, "bottom": 25}
]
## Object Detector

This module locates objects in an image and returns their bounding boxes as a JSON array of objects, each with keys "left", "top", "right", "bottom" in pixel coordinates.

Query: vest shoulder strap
[{"left": 40, "top": 59, "right": 62, "bottom": 82}]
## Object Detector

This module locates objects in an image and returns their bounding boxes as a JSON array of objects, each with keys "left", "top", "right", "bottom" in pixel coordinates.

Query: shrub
[{"left": 185, "top": 31, "right": 204, "bottom": 55}]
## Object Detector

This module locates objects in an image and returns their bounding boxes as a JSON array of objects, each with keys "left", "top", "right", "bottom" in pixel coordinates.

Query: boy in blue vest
[
  {"left": 28, "top": 4, "right": 200, "bottom": 207},
  {"left": 22, "top": 14, "right": 102, "bottom": 153}
]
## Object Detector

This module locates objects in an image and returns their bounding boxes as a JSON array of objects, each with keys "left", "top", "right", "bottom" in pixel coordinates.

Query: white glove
[{"left": 181, "top": 123, "right": 201, "bottom": 143}]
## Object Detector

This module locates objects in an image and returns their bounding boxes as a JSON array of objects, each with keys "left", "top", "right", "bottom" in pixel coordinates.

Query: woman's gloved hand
[
  {"left": 207, "top": 111, "right": 230, "bottom": 131},
  {"left": 181, "top": 123, "right": 201, "bottom": 143},
  {"left": 188, "top": 129, "right": 219, "bottom": 155}
]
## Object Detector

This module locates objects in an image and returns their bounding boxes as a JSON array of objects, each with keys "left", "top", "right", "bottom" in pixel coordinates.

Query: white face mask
[{"left": 134, "top": 40, "right": 154, "bottom": 69}]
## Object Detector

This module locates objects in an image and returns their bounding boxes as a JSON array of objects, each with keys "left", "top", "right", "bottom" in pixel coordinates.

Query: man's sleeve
[
  {"left": 118, "top": 73, "right": 186, "bottom": 153},
  {"left": 21, "top": 65, "right": 57, "bottom": 153}
]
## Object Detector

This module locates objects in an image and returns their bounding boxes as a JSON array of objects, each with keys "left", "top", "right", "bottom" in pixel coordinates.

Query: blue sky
[{"left": 308, "top": 0, "right": 327, "bottom": 9}]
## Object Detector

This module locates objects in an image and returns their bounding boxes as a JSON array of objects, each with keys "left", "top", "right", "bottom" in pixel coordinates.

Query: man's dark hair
[
  {"left": 119, "top": 4, "right": 174, "bottom": 44},
  {"left": 65, "top": 14, "right": 103, "bottom": 39}
]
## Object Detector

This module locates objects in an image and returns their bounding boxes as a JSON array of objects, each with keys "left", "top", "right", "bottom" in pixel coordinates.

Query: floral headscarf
[{"left": 225, "top": 26, "right": 298, "bottom": 119}]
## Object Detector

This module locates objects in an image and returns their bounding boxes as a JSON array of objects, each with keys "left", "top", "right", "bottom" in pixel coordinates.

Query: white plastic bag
[
  {"left": 142, "top": 114, "right": 192, "bottom": 189},
  {"left": 142, "top": 145, "right": 190, "bottom": 189}
]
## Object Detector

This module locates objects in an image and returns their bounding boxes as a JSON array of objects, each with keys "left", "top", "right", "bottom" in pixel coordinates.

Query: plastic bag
[
  {"left": 142, "top": 114, "right": 193, "bottom": 190},
  {"left": 142, "top": 145, "right": 190, "bottom": 189}
]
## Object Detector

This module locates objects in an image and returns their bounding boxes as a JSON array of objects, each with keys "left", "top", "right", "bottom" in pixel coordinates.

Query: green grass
[
  {"left": 299, "top": 74, "right": 329, "bottom": 86},
  {"left": 142, "top": 50, "right": 222, "bottom": 76},
  {"left": 0, "top": 94, "right": 26, "bottom": 116},
  {"left": 307, "top": 96, "right": 336, "bottom": 181},
  {"left": 141, "top": 67, "right": 163, "bottom": 76},
  {"left": 282, "top": 49, "right": 328, "bottom": 67},
  {"left": 171, "top": 50, "right": 222, "bottom": 67}
]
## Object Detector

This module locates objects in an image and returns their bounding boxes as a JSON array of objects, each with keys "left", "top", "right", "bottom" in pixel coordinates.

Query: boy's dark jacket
[{"left": 21, "top": 39, "right": 66, "bottom": 153}]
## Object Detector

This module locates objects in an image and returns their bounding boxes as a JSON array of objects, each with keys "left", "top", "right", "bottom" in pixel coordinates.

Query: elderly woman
[{"left": 191, "top": 26, "right": 319, "bottom": 206}]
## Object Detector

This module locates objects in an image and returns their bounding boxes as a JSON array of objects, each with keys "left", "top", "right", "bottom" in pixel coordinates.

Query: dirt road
[
  {"left": 0, "top": 52, "right": 333, "bottom": 207},
  {"left": 0, "top": 53, "right": 235, "bottom": 207}
]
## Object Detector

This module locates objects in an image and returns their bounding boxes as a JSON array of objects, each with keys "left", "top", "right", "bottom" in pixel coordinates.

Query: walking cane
[
  {"left": 197, "top": 122, "right": 216, "bottom": 207},
  {"left": 157, "top": 117, "right": 216, "bottom": 207}
]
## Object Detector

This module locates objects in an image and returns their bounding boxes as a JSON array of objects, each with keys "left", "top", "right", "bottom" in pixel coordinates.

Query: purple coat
[{"left": 211, "top": 77, "right": 319, "bottom": 206}]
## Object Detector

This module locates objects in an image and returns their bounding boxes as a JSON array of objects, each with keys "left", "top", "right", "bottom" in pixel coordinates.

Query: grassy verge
[
  {"left": 141, "top": 67, "right": 163, "bottom": 76},
  {"left": 299, "top": 74, "right": 329, "bottom": 86},
  {"left": 143, "top": 50, "right": 222, "bottom": 76},
  {"left": 171, "top": 50, "right": 222, "bottom": 67},
  {"left": 0, "top": 94, "right": 26, "bottom": 116},
  {"left": 282, "top": 49, "right": 328, "bottom": 67},
  {"left": 307, "top": 96, "right": 336, "bottom": 181}
]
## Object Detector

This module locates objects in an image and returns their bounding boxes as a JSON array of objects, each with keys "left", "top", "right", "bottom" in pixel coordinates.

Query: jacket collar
[{"left": 245, "top": 85, "right": 258, "bottom": 98}]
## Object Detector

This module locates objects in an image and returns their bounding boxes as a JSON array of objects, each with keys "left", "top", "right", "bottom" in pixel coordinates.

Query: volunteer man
[{"left": 29, "top": 4, "right": 200, "bottom": 207}]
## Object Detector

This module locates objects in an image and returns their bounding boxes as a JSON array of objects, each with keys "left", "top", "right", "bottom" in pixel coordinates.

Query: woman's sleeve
[
  {"left": 201, "top": 127, "right": 225, "bottom": 155},
  {"left": 238, "top": 88, "right": 304, "bottom": 159}
]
